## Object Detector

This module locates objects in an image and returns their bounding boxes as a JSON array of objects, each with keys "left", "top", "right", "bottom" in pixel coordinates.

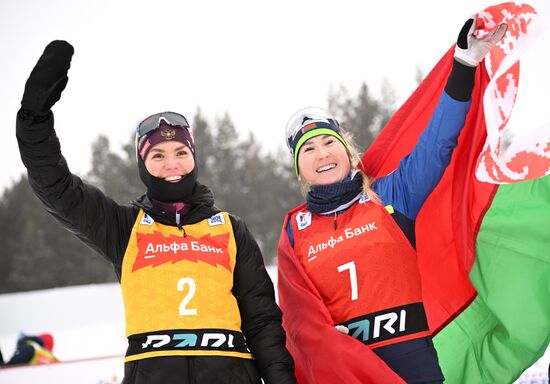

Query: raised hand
[
  {"left": 21, "top": 40, "right": 74, "bottom": 115},
  {"left": 454, "top": 17, "right": 507, "bottom": 67}
]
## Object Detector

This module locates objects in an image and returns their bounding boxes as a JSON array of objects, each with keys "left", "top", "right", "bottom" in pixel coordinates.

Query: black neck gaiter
[
  {"left": 306, "top": 171, "right": 363, "bottom": 214},
  {"left": 137, "top": 157, "right": 198, "bottom": 203}
]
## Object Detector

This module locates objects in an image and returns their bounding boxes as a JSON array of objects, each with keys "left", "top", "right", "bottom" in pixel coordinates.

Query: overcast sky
[{"left": 1, "top": 0, "right": 548, "bottom": 192}]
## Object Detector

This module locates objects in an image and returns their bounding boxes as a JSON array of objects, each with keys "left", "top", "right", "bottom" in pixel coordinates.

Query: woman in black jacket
[{"left": 16, "top": 40, "right": 297, "bottom": 384}]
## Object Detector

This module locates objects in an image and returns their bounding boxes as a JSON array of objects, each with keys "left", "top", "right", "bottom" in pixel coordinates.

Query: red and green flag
[{"left": 361, "top": 3, "right": 549, "bottom": 383}]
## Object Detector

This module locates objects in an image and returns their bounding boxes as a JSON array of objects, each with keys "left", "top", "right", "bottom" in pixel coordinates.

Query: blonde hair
[{"left": 298, "top": 130, "right": 381, "bottom": 205}]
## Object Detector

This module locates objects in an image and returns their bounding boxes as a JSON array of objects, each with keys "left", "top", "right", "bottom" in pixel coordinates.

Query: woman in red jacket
[{"left": 277, "top": 18, "right": 506, "bottom": 384}]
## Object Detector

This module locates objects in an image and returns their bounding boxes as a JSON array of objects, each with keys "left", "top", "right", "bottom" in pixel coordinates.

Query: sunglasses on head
[{"left": 137, "top": 112, "right": 190, "bottom": 138}]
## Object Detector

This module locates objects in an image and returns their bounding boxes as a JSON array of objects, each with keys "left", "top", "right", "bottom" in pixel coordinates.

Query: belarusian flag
[
  {"left": 361, "top": 3, "right": 549, "bottom": 383},
  {"left": 434, "top": 175, "right": 550, "bottom": 383}
]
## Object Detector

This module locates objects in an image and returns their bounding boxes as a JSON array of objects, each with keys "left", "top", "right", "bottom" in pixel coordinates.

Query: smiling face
[
  {"left": 297, "top": 134, "right": 351, "bottom": 186},
  {"left": 144, "top": 141, "right": 195, "bottom": 183}
]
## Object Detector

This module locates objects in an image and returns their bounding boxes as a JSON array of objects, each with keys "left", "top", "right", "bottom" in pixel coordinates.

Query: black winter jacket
[{"left": 16, "top": 110, "right": 297, "bottom": 384}]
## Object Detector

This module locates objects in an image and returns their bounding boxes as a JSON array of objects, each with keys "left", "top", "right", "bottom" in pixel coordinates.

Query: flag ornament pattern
[{"left": 475, "top": 3, "right": 548, "bottom": 182}]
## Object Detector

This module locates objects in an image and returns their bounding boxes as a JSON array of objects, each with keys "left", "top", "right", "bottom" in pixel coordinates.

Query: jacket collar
[{"left": 131, "top": 182, "right": 220, "bottom": 226}]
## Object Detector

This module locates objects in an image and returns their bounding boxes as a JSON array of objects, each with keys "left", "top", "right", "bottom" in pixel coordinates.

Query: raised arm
[
  {"left": 374, "top": 18, "right": 507, "bottom": 219},
  {"left": 16, "top": 41, "right": 135, "bottom": 273}
]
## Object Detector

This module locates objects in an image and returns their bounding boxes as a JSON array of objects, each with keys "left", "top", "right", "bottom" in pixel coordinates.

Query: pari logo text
[
  {"left": 346, "top": 310, "right": 406, "bottom": 343},
  {"left": 133, "top": 231, "right": 231, "bottom": 272},
  {"left": 338, "top": 303, "right": 429, "bottom": 345},
  {"left": 142, "top": 332, "right": 239, "bottom": 350},
  {"left": 128, "top": 330, "right": 251, "bottom": 356}
]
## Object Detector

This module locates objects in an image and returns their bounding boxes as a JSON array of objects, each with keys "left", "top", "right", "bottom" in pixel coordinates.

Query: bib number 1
[{"left": 337, "top": 261, "right": 358, "bottom": 301}]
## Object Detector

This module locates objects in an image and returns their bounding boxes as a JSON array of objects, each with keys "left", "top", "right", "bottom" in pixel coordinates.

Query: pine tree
[
  {"left": 328, "top": 81, "right": 395, "bottom": 154},
  {"left": 0, "top": 176, "right": 115, "bottom": 293},
  {"left": 87, "top": 134, "right": 144, "bottom": 204}
]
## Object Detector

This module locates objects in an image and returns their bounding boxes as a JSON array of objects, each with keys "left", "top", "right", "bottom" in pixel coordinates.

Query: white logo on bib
[
  {"left": 140, "top": 213, "right": 154, "bottom": 226},
  {"left": 208, "top": 213, "right": 226, "bottom": 226},
  {"left": 359, "top": 193, "right": 371, "bottom": 204},
  {"left": 296, "top": 211, "right": 312, "bottom": 230}
]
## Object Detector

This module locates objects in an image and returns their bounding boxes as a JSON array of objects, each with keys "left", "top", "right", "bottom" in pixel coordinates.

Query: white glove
[
  {"left": 454, "top": 17, "right": 507, "bottom": 67},
  {"left": 335, "top": 325, "right": 349, "bottom": 335}
]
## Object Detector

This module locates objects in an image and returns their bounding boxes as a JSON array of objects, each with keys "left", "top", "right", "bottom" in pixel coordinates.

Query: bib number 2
[{"left": 177, "top": 277, "right": 197, "bottom": 315}]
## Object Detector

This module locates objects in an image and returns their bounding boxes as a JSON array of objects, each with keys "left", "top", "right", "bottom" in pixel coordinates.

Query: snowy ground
[{"left": 0, "top": 266, "right": 548, "bottom": 383}]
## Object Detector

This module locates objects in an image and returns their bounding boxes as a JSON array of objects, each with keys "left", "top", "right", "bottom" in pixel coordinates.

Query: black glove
[{"left": 21, "top": 40, "right": 74, "bottom": 116}]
